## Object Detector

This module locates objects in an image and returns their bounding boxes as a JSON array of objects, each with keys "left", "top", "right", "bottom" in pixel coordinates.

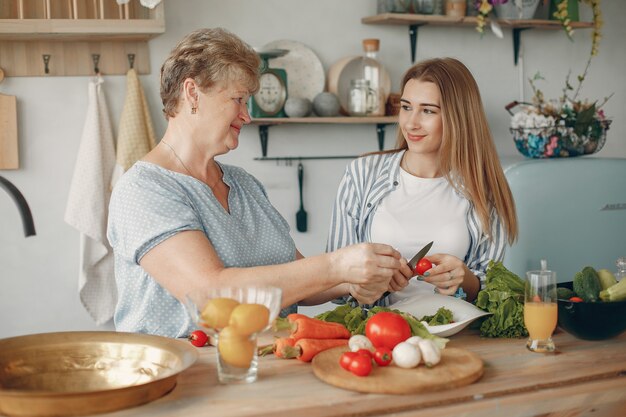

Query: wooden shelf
[
  {"left": 362, "top": 13, "right": 594, "bottom": 65},
  {"left": 250, "top": 116, "right": 398, "bottom": 158},
  {"left": 0, "top": 2, "right": 164, "bottom": 76}
]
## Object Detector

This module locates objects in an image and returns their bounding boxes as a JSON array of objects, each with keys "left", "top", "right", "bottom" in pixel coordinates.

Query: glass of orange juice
[{"left": 524, "top": 270, "right": 557, "bottom": 352}]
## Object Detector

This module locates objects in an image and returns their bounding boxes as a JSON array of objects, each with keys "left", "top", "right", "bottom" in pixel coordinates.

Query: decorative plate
[
  {"left": 263, "top": 40, "right": 325, "bottom": 102},
  {"left": 390, "top": 293, "right": 491, "bottom": 337}
]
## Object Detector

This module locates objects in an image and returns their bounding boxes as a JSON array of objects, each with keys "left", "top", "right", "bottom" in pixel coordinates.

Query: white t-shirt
[{"left": 370, "top": 167, "right": 470, "bottom": 303}]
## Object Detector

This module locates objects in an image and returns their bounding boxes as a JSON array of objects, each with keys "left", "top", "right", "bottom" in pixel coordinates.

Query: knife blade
[{"left": 407, "top": 241, "right": 434, "bottom": 271}]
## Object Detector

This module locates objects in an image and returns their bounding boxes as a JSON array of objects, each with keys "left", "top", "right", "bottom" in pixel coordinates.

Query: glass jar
[
  {"left": 616, "top": 257, "right": 626, "bottom": 282},
  {"left": 348, "top": 79, "right": 376, "bottom": 116},
  {"left": 445, "top": 0, "right": 467, "bottom": 17},
  {"left": 359, "top": 39, "right": 389, "bottom": 116}
]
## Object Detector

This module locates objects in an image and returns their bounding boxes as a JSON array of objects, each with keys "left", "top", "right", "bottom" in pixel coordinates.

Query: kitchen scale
[{"left": 249, "top": 48, "right": 289, "bottom": 118}]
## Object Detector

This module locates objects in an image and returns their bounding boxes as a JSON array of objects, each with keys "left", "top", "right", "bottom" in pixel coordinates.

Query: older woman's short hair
[{"left": 160, "top": 28, "right": 261, "bottom": 119}]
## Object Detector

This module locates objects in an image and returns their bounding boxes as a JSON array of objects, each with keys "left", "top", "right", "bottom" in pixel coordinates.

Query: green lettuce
[
  {"left": 475, "top": 260, "right": 528, "bottom": 338},
  {"left": 420, "top": 307, "right": 454, "bottom": 326}
]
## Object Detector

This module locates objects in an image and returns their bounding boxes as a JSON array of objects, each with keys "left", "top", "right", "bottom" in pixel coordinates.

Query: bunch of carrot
[{"left": 261, "top": 313, "right": 350, "bottom": 362}]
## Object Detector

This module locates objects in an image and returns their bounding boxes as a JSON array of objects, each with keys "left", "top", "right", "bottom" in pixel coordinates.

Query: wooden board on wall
[{"left": 0, "top": 91, "right": 19, "bottom": 169}]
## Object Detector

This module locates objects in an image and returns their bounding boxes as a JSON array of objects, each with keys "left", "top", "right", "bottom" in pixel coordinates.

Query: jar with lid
[{"left": 359, "top": 39, "right": 390, "bottom": 117}]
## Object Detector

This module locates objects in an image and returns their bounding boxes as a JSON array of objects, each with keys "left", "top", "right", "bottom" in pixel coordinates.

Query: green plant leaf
[{"left": 574, "top": 103, "right": 596, "bottom": 136}]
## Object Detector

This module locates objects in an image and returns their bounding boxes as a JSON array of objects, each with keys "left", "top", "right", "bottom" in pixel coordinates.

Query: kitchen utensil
[
  {"left": 0, "top": 86, "right": 19, "bottom": 169},
  {"left": 0, "top": 331, "right": 197, "bottom": 417},
  {"left": 312, "top": 346, "right": 483, "bottom": 394},
  {"left": 296, "top": 162, "right": 307, "bottom": 232},
  {"left": 250, "top": 48, "right": 289, "bottom": 118},
  {"left": 408, "top": 240, "right": 434, "bottom": 271}
]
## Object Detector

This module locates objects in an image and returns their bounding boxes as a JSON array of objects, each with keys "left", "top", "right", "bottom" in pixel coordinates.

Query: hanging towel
[
  {"left": 64, "top": 75, "right": 117, "bottom": 325},
  {"left": 111, "top": 68, "right": 156, "bottom": 185}
]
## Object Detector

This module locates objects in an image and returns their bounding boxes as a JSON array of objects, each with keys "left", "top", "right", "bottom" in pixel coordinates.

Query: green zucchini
[
  {"left": 597, "top": 269, "right": 618, "bottom": 290},
  {"left": 556, "top": 287, "right": 575, "bottom": 300},
  {"left": 599, "top": 278, "right": 626, "bottom": 302}
]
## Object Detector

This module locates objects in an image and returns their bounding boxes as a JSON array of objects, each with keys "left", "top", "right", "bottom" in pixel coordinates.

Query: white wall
[{"left": 1, "top": 0, "right": 624, "bottom": 338}]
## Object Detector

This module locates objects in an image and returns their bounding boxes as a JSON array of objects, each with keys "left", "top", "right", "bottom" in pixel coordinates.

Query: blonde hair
[
  {"left": 160, "top": 28, "right": 260, "bottom": 119},
  {"left": 387, "top": 57, "right": 518, "bottom": 244}
]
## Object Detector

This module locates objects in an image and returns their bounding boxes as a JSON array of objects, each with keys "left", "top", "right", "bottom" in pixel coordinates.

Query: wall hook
[
  {"left": 42, "top": 54, "right": 51, "bottom": 74},
  {"left": 127, "top": 54, "right": 135, "bottom": 69},
  {"left": 92, "top": 54, "right": 100, "bottom": 74}
]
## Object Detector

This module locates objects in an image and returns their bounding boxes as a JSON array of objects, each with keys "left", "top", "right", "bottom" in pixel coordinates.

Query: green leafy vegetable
[
  {"left": 420, "top": 307, "right": 454, "bottom": 326},
  {"left": 315, "top": 305, "right": 448, "bottom": 350},
  {"left": 475, "top": 261, "right": 528, "bottom": 338}
]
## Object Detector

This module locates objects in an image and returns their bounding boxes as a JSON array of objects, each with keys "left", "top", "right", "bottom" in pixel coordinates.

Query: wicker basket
[{"left": 510, "top": 120, "right": 612, "bottom": 158}]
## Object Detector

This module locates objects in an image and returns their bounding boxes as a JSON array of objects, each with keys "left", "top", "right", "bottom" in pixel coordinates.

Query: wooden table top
[{"left": 102, "top": 329, "right": 626, "bottom": 417}]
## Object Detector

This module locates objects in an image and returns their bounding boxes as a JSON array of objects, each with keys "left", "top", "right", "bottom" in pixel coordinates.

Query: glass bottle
[
  {"left": 359, "top": 39, "right": 389, "bottom": 117},
  {"left": 616, "top": 257, "right": 626, "bottom": 282},
  {"left": 348, "top": 79, "right": 376, "bottom": 117}
]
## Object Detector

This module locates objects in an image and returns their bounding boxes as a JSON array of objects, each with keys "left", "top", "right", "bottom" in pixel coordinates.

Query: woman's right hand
[
  {"left": 329, "top": 243, "right": 401, "bottom": 288},
  {"left": 388, "top": 257, "right": 414, "bottom": 292}
]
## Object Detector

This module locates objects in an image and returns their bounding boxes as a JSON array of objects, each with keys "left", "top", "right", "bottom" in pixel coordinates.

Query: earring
[{"left": 191, "top": 106, "right": 197, "bottom": 114}]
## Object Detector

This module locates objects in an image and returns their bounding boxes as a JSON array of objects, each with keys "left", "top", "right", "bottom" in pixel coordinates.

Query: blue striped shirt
[{"left": 326, "top": 150, "right": 507, "bottom": 305}]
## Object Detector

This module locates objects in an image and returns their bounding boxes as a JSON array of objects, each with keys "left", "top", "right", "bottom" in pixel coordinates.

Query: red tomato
[
  {"left": 373, "top": 347, "right": 392, "bottom": 367},
  {"left": 349, "top": 355, "right": 372, "bottom": 377},
  {"left": 365, "top": 312, "right": 412, "bottom": 350},
  {"left": 355, "top": 348, "right": 373, "bottom": 359},
  {"left": 339, "top": 352, "right": 358, "bottom": 371},
  {"left": 414, "top": 258, "right": 433, "bottom": 276},
  {"left": 188, "top": 330, "right": 208, "bottom": 347},
  {"left": 569, "top": 296, "right": 584, "bottom": 303}
]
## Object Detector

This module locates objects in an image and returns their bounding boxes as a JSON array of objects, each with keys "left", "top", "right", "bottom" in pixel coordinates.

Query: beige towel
[
  {"left": 111, "top": 68, "right": 156, "bottom": 185},
  {"left": 65, "top": 75, "right": 117, "bottom": 325}
]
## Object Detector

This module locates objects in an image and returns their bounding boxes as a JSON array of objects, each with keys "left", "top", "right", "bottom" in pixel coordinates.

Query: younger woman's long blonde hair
[{"left": 390, "top": 57, "right": 518, "bottom": 244}]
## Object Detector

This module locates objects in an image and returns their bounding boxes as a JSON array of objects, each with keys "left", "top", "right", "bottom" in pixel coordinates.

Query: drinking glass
[
  {"left": 185, "top": 286, "right": 282, "bottom": 384},
  {"left": 524, "top": 270, "right": 558, "bottom": 352}
]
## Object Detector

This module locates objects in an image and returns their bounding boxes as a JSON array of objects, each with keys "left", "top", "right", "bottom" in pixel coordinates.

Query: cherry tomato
[
  {"left": 349, "top": 354, "right": 372, "bottom": 377},
  {"left": 414, "top": 258, "right": 433, "bottom": 276},
  {"left": 569, "top": 296, "right": 584, "bottom": 303},
  {"left": 188, "top": 330, "right": 209, "bottom": 347},
  {"left": 339, "top": 351, "right": 358, "bottom": 371},
  {"left": 365, "top": 312, "right": 412, "bottom": 350},
  {"left": 355, "top": 348, "right": 373, "bottom": 359},
  {"left": 373, "top": 347, "right": 392, "bottom": 367}
]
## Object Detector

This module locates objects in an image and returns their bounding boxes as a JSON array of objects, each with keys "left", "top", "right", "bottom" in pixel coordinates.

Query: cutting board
[
  {"left": 312, "top": 346, "right": 483, "bottom": 394},
  {"left": 0, "top": 89, "right": 19, "bottom": 170}
]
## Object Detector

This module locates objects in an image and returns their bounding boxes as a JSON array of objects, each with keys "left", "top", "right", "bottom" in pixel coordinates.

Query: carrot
[
  {"left": 271, "top": 313, "right": 309, "bottom": 332},
  {"left": 274, "top": 337, "right": 296, "bottom": 359},
  {"left": 290, "top": 317, "right": 351, "bottom": 341},
  {"left": 282, "top": 338, "right": 349, "bottom": 362}
]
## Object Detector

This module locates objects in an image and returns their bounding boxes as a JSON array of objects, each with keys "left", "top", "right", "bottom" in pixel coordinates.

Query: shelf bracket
[
  {"left": 376, "top": 124, "right": 386, "bottom": 151},
  {"left": 408, "top": 24, "right": 425, "bottom": 63},
  {"left": 513, "top": 27, "right": 530, "bottom": 66},
  {"left": 259, "top": 125, "right": 269, "bottom": 157}
]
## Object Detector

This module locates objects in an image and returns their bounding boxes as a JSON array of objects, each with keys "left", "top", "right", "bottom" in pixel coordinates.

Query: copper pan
[{"left": 0, "top": 331, "right": 198, "bottom": 416}]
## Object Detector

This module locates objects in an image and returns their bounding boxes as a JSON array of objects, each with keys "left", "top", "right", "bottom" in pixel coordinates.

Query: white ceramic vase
[{"left": 494, "top": 0, "right": 540, "bottom": 20}]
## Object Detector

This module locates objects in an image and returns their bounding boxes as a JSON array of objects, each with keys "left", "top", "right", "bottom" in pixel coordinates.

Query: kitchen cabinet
[
  {"left": 361, "top": 13, "right": 594, "bottom": 65},
  {"left": 250, "top": 116, "right": 397, "bottom": 160},
  {"left": 0, "top": 0, "right": 165, "bottom": 76}
]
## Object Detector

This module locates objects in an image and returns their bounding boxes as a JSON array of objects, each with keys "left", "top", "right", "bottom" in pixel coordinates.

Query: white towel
[
  {"left": 65, "top": 75, "right": 117, "bottom": 325},
  {"left": 111, "top": 68, "right": 156, "bottom": 186}
]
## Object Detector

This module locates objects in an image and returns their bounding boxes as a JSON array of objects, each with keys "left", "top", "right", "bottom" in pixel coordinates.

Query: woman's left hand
[{"left": 421, "top": 253, "right": 468, "bottom": 296}]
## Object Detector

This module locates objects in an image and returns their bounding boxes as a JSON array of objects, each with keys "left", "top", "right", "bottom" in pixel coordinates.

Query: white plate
[
  {"left": 263, "top": 40, "right": 325, "bottom": 102},
  {"left": 390, "top": 293, "right": 491, "bottom": 337}
]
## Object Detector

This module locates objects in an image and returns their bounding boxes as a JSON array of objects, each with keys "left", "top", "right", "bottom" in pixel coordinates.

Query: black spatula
[{"left": 296, "top": 162, "right": 308, "bottom": 232}]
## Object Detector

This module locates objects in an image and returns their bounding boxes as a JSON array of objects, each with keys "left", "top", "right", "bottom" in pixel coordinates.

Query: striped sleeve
[
  {"left": 466, "top": 207, "right": 507, "bottom": 288},
  {"left": 326, "top": 161, "right": 361, "bottom": 252}
]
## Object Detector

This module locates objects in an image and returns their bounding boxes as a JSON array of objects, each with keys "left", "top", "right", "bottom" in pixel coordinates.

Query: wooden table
[{"left": 103, "top": 330, "right": 626, "bottom": 417}]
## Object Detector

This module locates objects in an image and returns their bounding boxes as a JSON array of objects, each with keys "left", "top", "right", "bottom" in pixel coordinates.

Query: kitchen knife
[{"left": 407, "top": 241, "right": 434, "bottom": 271}]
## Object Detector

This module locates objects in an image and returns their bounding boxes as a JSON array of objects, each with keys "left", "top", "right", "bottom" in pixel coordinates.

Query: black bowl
[{"left": 557, "top": 282, "right": 626, "bottom": 341}]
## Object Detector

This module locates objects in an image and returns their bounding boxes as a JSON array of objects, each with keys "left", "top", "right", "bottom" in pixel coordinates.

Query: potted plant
[{"left": 505, "top": 56, "right": 612, "bottom": 158}]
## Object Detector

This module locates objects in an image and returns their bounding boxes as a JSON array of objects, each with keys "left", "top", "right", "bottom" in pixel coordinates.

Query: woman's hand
[
  {"left": 348, "top": 282, "right": 388, "bottom": 305},
  {"left": 388, "top": 257, "right": 413, "bottom": 292},
  {"left": 422, "top": 253, "right": 474, "bottom": 296},
  {"left": 330, "top": 243, "right": 401, "bottom": 288}
]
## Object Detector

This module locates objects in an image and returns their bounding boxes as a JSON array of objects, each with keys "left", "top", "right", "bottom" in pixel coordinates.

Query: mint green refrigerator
[{"left": 502, "top": 158, "right": 626, "bottom": 282}]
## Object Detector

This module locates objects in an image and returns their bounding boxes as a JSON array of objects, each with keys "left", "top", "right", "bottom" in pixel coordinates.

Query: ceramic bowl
[{"left": 557, "top": 282, "right": 626, "bottom": 340}]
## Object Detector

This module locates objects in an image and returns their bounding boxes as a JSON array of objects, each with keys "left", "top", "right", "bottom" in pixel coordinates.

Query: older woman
[
  {"left": 107, "top": 28, "right": 401, "bottom": 338},
  {"left": 327, "top": 58, "right": 518, "bottom": 305}
]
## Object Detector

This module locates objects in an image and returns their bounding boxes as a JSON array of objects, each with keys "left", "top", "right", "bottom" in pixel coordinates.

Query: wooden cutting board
[
  {"left": 0, "top": 87, "right": 19, "bottom": 170},
  {"left": 312, "top": 346, "right": 483, "bottom": 394}
]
